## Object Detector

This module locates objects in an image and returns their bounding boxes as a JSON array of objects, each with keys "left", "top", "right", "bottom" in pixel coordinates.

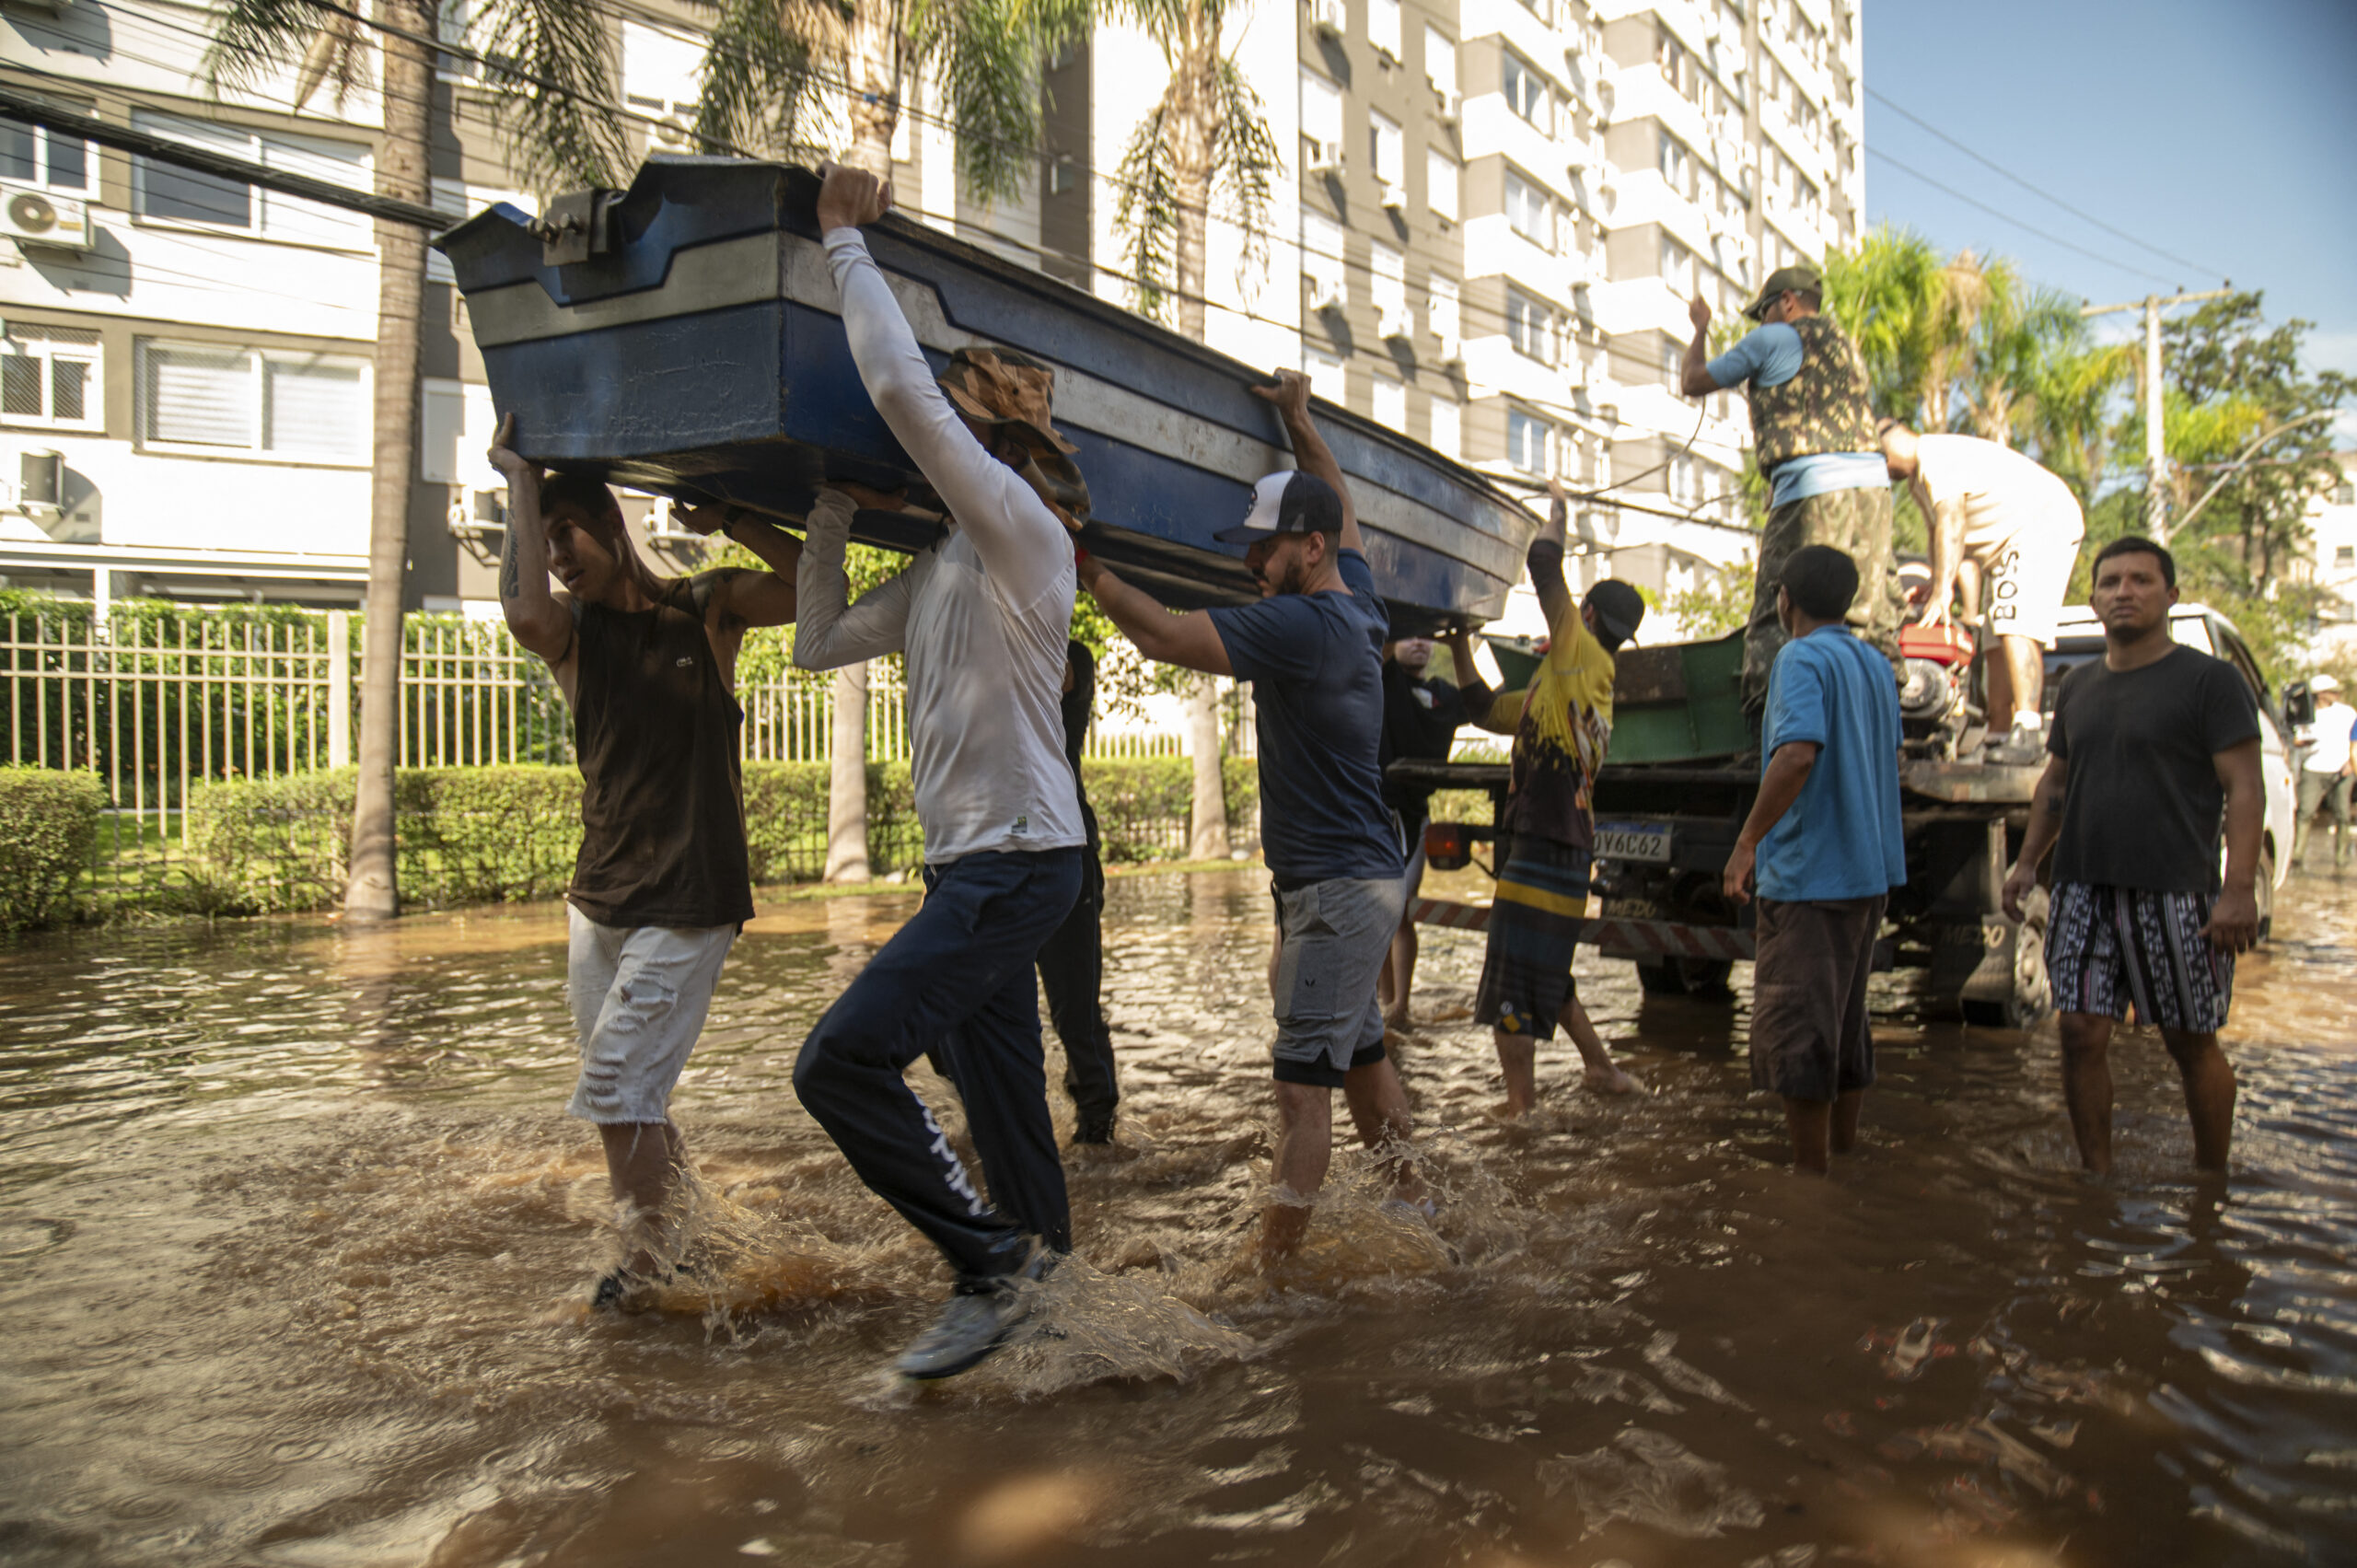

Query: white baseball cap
[{"left": 2315, "top": 674, "right": 2342, "bottom": 694}]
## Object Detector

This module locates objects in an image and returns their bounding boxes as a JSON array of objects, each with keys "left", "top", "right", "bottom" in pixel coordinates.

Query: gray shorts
[
  {"left": 1748, "top": 894, "right": 1884, "bottom": 1102},
  {"left": 565, "top": 906, "right": 737, "bottom": 1124},
  {"left": 1271, "top": 875, "right": 1405, "bottom": 1087}
]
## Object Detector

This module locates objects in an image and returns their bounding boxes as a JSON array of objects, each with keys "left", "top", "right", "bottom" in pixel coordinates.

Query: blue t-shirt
[
  {"left": 1757, "top": 625, "right": 1906, "bottom": 902},
  {"left": 1705, "top": 322, "right": 1887, "bottom": 508},
  {"left": 1209, "top": 549, "right": 1405, "bottom": 883}
]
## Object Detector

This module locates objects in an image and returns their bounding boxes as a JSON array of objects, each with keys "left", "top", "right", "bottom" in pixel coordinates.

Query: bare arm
[
  {"left": 1722, "top": 741, "right": 1819, "bottom": 903},
  {"left": 487, "top": 415, "right": 575, "bottom": 669},
  {"left": 1528, "top": 478, "right": 1574, "bottom": 632},
  {"left": 792, "top": 487, "right": 912, "bottom": 668},
  {"left": 675, "top": 503, "right": 800, "bottom": 629},
  {"left": 1679, "top": 294, "right": 1723, "bottom": 399},
  {"left": 1252, "top": 369, "right": 1363, "bottom": 556},
  {"left": 1920, "top": 481, "right": 1964, "bottom": 630},
  {"left": 1077, "top": 555, "right": 1233, "bottom": 677},
  {"left": 2202, "top": 738, "right": 2265, "bottom": 952},
  {"left": 2001, "top": 753, "right": 2070, "bottom": 921},
  {"left": 1445, "top": 629, "right": 1492, "bottom": 712}
]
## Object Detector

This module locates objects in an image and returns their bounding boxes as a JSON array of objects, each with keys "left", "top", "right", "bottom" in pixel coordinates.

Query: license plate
[{"left": 1596, "top": 821, "right": 1672, "bottom": 864}]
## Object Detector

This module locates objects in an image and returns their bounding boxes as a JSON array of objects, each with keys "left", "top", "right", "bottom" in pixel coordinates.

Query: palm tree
[{"left": 1102, "top": 0, "right": 1281, "bottom": 857}]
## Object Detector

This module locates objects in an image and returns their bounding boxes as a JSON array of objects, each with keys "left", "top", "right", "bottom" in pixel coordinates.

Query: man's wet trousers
[{"left": 793, "top": 845, "right": 1083, "bottom": 1283}]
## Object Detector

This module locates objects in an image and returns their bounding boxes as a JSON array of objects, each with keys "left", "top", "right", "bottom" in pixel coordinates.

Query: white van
[{"left": 2045, "top": 602, "right": 2299, "bottom": 934}]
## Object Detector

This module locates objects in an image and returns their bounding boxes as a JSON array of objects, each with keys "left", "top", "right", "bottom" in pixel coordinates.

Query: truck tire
[
  {"left": 1960, "top": 887, "right": 2051, "bottom": 1028},
  {"left": 1635, "top": 957, "right": 1736, "bottom": 998}
]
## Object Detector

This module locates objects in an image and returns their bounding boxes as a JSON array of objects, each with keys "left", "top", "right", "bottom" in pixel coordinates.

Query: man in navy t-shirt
[{"left": 1078, "top": 368, "right": 1426, "bottom": 1267}]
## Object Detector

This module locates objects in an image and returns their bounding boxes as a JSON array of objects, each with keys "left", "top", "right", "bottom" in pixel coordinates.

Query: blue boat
[{"left": 434, "top": 157, "right": 1538, "bottom": 633}]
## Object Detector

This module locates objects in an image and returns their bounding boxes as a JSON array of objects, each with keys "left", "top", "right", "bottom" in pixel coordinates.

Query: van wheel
[{"left": 2256, "top": 845, "right": 2276, "bottom": 943}]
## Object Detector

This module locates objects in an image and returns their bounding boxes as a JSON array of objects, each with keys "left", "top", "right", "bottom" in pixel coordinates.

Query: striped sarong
[{"left": 1473, "top": 838, "right": 1592, "bottom": 1041}]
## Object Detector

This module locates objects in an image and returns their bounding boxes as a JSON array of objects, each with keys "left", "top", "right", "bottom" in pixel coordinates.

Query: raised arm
[
  {"left": 792, "top": 486, "right": 913, "bottom": 669},
  {"left": 816, "top": 164, "right": 1070, "bottom": 609},
  {"left": 1680, "top": 295, "right": 1723, "bottom": 399},
  {"left": 675, "top": 502, "right": 800, "bottom": 629},
  {"left": 488, "top": 415, "right": 575, "bottom": 673},
  {"left": 1445, "top": 629, "right": 1493, "bottom": 712},
  {"left": 1076, "top": 554, "right": 1232, "bottom": 677},
  {"left": 1251, "top": 369, "right": 1362, "bottom": 556},
  {"left": 1528, "top": 477, "right": 1574, "bottom": 632}
]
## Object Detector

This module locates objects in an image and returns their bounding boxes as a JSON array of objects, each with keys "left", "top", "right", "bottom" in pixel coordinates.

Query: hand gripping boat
[{"left": 433, "top": 157, "right": 1538, "bottom": 633}]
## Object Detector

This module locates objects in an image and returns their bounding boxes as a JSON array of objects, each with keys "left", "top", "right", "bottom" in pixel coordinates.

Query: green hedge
[
  {"left": 0, "top": 767, "right": 102, "bottom": 930},
  {"left": 177, "top": 755, "right": 1257, "bottom": 915}
]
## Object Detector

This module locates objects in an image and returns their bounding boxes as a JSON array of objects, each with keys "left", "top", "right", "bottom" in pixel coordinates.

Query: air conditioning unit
[
  {"left": 1434, "top": 332, "right": 1462, "bottom": 365},
  {"left": 1376, "top": 177, "right": 1406, "bottom": 212},
  {"left": 1432, "top": 87, "right": 1461, "bottom": 124},
  {"left": 0, "top": 183, "right": 93, "bottom": 250},
  {"left": 17, "top": 449, "right": 63, "bottom": 516},
  {"left": 1305, "top": 137, "right": 1344, "bottom": 176},
  {"left": 1376, "top": 302, "right": 1411, "bottom": 341},
  {"left": 1309, "top": 0, "right": 1345, "bottom": 37},
  {"left": 1303, "top": 269, "right": 1345, "bottom": 313}
]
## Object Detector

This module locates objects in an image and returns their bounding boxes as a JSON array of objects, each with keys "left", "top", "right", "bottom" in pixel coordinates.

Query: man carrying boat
[
  {"left": 1466, "top": 478, "right": 1648, "bottom": 1115},
  {"left": 788, "top": 164, "right": 1087, "bottom": 1380},
  {"left": 1679, "top": 263, "right": 1902, "bottom": 714},
  {"left": 486, "top": 416, "right": 799, "bottom": 1311},
  {"left": 1078, "top": 369, "right": 1427, "bottom": 1269}
]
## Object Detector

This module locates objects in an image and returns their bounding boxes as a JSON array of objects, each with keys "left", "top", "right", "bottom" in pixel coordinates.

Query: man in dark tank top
[{"left": 489, "top": 416, "right": 801, "bottom": 1311}]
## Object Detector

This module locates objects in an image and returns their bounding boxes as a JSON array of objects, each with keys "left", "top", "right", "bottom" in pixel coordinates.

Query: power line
[
  {"left": 1864, "top": 87, "right": 2228, "bottom": 284},
  {"left": 1864, "top": 145, "right": 2179, "bottom": 289}
]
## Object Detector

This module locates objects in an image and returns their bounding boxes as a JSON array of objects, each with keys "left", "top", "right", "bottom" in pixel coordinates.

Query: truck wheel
[
  {"left": 1961, "top": 887, "right": 2051, "bottom": 1028},
  {"left": 1635, "top": 957, "right": 1736, "bottom": 998}
]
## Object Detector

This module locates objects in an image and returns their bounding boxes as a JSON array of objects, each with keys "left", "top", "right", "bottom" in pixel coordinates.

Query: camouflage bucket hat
[{"left": 937, "top": 346, "right": 1090, "bottom": 526}]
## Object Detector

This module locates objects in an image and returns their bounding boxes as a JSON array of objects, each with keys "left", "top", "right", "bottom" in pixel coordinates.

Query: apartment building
[
  {"left": 0, "top": 0, "right": 721, "bottom": 614},
  {"left": 2298, "top": 452, "right": 2357, "bottom": 666}
]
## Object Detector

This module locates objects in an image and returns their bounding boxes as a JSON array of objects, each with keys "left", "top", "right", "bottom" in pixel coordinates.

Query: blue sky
[{"left": 1862, "top": 0, "right": 2357, "bottom": 445}]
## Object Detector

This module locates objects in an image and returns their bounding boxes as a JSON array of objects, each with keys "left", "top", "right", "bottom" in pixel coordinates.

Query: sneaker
[
  {"left": 894, "top": 1283, "right": 1032, "bottom": 1379},
  {"left": 590, "top": 1260, "right": 692, "bottom": 1313},
  {"left": 1072, "top": 1109, "right": 1117, "bottom": 1146},
  {"left": 1983, "top": 716, "right": 2047, "bottom": 766}
]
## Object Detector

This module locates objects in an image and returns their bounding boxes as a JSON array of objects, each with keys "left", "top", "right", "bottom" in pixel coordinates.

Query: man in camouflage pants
[{"left": 1680, "top": 262, "right": 1902, "bottom": 714}]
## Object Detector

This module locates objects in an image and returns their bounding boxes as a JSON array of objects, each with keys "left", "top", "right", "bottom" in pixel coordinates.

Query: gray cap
[{"left": 1742, "top": 262, "right": 1824, "bottom": 321}]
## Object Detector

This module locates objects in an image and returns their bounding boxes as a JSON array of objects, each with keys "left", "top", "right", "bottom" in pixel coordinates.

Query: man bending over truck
[
  {"left": 1079, "top": 368, "right": 1427, "bottom": 1268},
  {"left": 1469, "top": 477, "right": 1648, "bottom": 1115},
  {"left": 1722, "top": 544, "right": 1906, "bottom": 1176}
]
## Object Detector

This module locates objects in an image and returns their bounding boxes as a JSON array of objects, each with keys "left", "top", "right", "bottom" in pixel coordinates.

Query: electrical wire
[
  {"left": 1864, "top": 145, "right": 2179, "bottom": 290},
  {"left": 1864, "top": 87, "right": 2229, "bottom": 285}
]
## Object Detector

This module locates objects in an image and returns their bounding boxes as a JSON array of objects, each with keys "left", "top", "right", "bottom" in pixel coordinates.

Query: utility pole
[{"left": 2082, "top": 287, "right": 2235, "bottom": 540}]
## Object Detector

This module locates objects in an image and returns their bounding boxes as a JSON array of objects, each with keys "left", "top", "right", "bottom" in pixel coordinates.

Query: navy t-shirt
[{"left": 1209, "top": 549, "right": 1405, "bottom": 882}]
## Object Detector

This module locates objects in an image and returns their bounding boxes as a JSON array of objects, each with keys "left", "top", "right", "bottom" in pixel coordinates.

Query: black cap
[
  {"left": 1585, "top": 579, "right": 1646, "bottom": 644},
  {"left": 1213, "top": 470, "right": 1344, "bottom": 545}
]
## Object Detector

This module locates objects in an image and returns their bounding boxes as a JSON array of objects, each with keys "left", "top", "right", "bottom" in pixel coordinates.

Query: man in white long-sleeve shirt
[{"left": 790, "top": 164, "right": 1087, "bottom": 1380}]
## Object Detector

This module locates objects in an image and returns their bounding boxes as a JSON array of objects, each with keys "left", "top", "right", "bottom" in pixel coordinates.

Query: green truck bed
[{"left": 1484, "top": 630, "right": 1747, "bottom": 765}]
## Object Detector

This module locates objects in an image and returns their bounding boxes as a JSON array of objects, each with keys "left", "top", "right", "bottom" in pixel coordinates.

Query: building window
[
  {"left": 1426, "top": 147, "right": 1459, "bottom": 219},
  {"left": 1300, "top": 70, "right": 1345, "bottom": 169},
  {"left": 1301, "top": 205, "right": 1347, "bottom": 309},
  {"left": 2338, "top": 544, "right": 2355, "bottom": 567},
  {"left": 1428, "top": 274, "right": 1460, "bottom": 347},
  {"left": 136, "top": 340, "right": 369, "bottom": 462},
  {"left": 1507, "top": 408, "right": 1552, "bottom": 474},
  {"left": 1502, "top": 52, "right": 1550, "bottom": 131},
  {"left": 2338, "top": 482, "right": 2356, "bottom": 505},
  {"left": 1506, "top": 288, "right": 1558, "bottom": 365},
  {"left": 1428, "top": 396, "right": 1460, "bottom": 459},
  {"left": 1, "top": 325, "right": 101, "bottom": 432},
  {"left": 1372, "top": 376, "right": 1406, "bottom": 432},
  {"left": 132, "top": 111, "right": 372, "bottom": 249},
  {"left": 1658, "top": 131, "right": 1697, "bottom": 200},
  {"left": 1504, "top": 169, "right": 1552, "bottom": 250},
  {"left": 1661, "top": 235, "right": 1696, "bottom": 296},
  {"left": 1304, "top": 347, "right": 1347, "bottom": 407},
  {"left": 621, "top": 19, "right": 705, "bottom": 149},
  {"left": 1424, "top": 27, "right": 1457, "bottom": 96},
  {"left": 1368, "top": 0, "right": 1401, "bottom": 60},
  {"left": 1371, "top": 241, "right": 1408, "bottom": 337},
  {"left": 1369, "top": 110, "right": 1404, "bottom": 196},
  {"left": 1515, "top": 0, "right": 1550, "bottom": 22},
  {"left": 0, "top": 115, "right": 88, "bottom": 192}
]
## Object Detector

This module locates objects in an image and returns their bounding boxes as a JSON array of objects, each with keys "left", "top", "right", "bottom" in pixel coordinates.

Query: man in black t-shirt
[
  {"left": 2003, "top": 536, "right": 2265, "bottom": 1175},
  {"left": 1376, "top": 631, "right": 1490, "bottom": 1028}
]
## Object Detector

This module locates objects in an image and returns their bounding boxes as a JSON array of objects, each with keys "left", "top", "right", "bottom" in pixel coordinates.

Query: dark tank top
[{"left": 567, "top": 575, "right": 754, "bottom": 930}]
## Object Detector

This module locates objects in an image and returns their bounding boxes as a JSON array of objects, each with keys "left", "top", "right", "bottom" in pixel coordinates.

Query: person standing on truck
[
  {"left": 1721, "top": 545, "right": 1907, "bottom": 1175},
  {"left": 1679, "top": 264, "right": 1901, "bottom": 714},
  {"left": 2002, "top": 536, "right": 2264, "bottom": 1177},
  {"left": 1376, "top": 629, "right": 1491, "bottom": 1029},
  {"left": 1078, "top": 368, "right": 1428, "bottom": 1268},
  {"left": 788, "top": 164, "right": 1089, "bottom": 1380},
  {"left": 2293, "top": 675, "right": 2353, "bottom": 871},
  {"left": 1875, "top": 423, "right": 2085, "bottom": 760},
  {"left": 485, "top": 418, "right": 800, "bottom": 1310},
  {"left": 1469, "top": 479, "right": 1649, "bottom": 1114}
]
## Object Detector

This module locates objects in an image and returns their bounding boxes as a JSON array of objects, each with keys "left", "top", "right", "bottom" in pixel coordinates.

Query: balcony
[
  {"left": 1461, "top": 332, "right": 1580, "bottom": 406},
  {"left": 1460, "top": 97, "right": 1582, "bottom": 204}
]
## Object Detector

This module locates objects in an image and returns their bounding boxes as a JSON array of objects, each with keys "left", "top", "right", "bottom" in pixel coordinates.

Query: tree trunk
[
  {"left": 1169, "top": 12, "right": 1228, "bottom": 856},
  {"left": 819, "top": 14, "right": 902, "bottom": 884},
  {"left": 1183, "top": 675, "right": 1227, "bottom": 861},
  {"left": 825, "top": 663, "right": 871, "bottom": 882},
  {"left": 344, "top": 0, "right": 433, "bottom": 921}
]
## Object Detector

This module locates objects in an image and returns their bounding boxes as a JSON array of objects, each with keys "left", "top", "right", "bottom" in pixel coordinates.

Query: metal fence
[{"left": 1, "top": 605, "right": 1229, "bottom": 902}]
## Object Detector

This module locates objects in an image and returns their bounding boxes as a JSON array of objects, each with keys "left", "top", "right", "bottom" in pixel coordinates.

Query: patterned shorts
[
  {"left": 2046, "top": 882, "right": 2235, "bottom": 1034},
  {"left": 1473, "top": 840, "right": 1592, "bottom": 1040}
]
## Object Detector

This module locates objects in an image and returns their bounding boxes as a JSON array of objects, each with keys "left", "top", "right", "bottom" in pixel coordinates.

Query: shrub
[
  {"left": 0, "top": 768, "right": 102, "bottom": 930},
  {"left": 1079, "top": 756, "right": 1257, "bottom": 862}
]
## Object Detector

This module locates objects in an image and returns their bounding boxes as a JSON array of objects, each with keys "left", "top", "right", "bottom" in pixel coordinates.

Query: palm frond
[
  {"left": 202, "top": 0, "right": 347, "bottom": 103},
  {"left": 923, "top": 0, "right": 1048, "bottom": 204},
  {"left": 1113, "top": 94, "right": 1179, "bottom": 321},
  {"left": 1209, "top": 49, "right": 1279, "bottom": 291},
  {"left": 692, "top": 0, "right": 835, "bottom": 158},
  {"left": 475, "top": 0, "right": 631, "bottom": 192}
]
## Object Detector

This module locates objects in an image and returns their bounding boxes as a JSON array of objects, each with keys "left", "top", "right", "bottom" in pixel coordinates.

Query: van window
[{"left": 2211, "top": 621, "right": 2270, "bottom": 704}]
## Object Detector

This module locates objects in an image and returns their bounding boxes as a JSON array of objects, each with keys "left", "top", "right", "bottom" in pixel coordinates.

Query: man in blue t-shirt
[
  {"left": 1078, "top": 368, "right": 1425, "bottom": 1267},
  {"left": 1721, "top": 544, "right": 1906, "bottom": 1175}
]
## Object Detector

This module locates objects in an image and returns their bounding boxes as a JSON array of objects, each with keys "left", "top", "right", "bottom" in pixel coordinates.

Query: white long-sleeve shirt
[{"left": 794, "top": 227, "right": 1086, "bottom": 865}]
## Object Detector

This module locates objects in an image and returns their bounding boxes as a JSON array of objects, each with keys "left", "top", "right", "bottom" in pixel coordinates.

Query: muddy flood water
[{"left": 3, "top": 867, "right": 2354, "bottom": 1568}]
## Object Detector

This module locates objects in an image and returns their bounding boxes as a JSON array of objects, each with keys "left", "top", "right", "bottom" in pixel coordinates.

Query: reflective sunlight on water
[{"left": 2, "top": 867, "right": 2353, "bottom": 1566}]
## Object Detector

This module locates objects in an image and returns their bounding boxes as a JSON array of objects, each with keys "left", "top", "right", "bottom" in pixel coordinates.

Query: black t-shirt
[
  {"left": 2049, "top": 645, "right": 2261, "bottom": 895},
  {"left": 1377, "top": 663, "right": 1475, "bottom": 819}
]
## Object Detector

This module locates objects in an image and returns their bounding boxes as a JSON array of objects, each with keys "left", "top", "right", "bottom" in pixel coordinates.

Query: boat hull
[{"left": 435, "top": 158, "right": 1538, "bottom": 632}]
